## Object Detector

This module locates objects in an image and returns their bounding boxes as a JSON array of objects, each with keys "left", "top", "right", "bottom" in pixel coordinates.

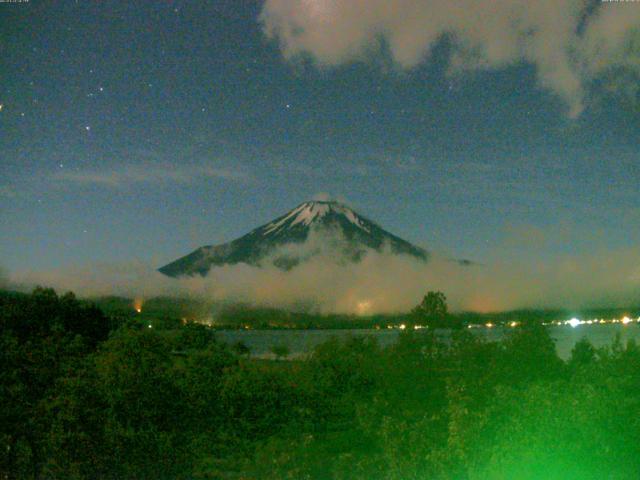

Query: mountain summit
[{"left": 158, "top": 201, "right": 429, "bottom": 277}]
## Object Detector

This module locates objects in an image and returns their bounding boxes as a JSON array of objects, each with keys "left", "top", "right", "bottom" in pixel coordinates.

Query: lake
[{"left": 216, "top": 323, "right": 640, "bottom": 360}]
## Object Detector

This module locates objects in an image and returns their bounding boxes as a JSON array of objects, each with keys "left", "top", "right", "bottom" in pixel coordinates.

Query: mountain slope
[{"left": 159, "top": 201, "right": 429, "bottom": 277}]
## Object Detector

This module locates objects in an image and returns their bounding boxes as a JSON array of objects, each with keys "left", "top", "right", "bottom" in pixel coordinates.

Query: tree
[
  {"left": 174, "top": 322, "right": 216, "bottom": 350},
  {"left": 232, "top": 340, "right": 251, "bottom": 357},
  {"left": 569, "top": 337, "right": 596, "bottom": 369},
  {"left": 0, "top": 288, "right": 114, "bottom": 478},
  {"left": 411, "top": 291, "right": 448, "bottom": 328},
  {"left": 270, "top": 344, "right": 290, "bottom": 361}
]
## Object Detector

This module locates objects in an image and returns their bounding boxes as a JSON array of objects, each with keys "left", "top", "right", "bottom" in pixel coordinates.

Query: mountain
[{"left": 158, "top": 200, "right": 429, "bottom": 277}]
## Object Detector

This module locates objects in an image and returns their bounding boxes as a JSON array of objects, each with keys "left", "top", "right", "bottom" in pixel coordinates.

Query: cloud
[
  {"left": 8, "top": 228, "right": 640, "bottom": 315},
  {"left": 260, "top": 0, "right": 640, "bottom": 116},
  {"left": 311, "top": 191, "right": 351, "bottom": 204},
  {"left": 53, "top": 162, "right": 248, "bottom": 188},
  {"left": 312, "top": 192, "right": 332, "bottom": 201}
]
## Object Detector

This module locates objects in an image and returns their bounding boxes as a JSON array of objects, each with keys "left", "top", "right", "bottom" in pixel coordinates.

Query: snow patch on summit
[
  {"left": 261, "top": 201, "right": 371, "bottom": 236},
  {"left": 290, "top": 202, "right": 330, "bottom": 228},
  {"left": 262, "top": 204, "right": 305, "bottom": 235},
  {"left": 340, "top": 206, "right": 370, "bottom": 233}
]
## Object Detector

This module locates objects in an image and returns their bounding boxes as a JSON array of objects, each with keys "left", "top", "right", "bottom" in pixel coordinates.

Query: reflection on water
[{"left": 216, "top": 324, "right": 640, "bottom": 360}]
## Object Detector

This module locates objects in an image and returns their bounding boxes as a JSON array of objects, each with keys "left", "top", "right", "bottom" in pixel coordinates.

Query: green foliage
[
  {"left": 0, "top": 288, "right": 113, "bottom": 478},
  {"left": 411, "top": 290, "right": 449, "bottom": 327},
  {"left": 570, "top": 336, "right": 597, "bottom": 368},
  {"left": 270, "top": 343, "right": 291, "bottom": 360},
  {"left": 232, "top": 340, "right": 251, "bottom": 356},
  {"left": 465, "top": 379, "right": 640, "bottom": 480},
  {"left": 498, "top": 322, "right": 565, "bottom": 385},
  {"left": 174, "top": 321, "right": 216, "bottom": 350},
  {"left": 4, "top": 288, "right": 640, "bottom": 479}
]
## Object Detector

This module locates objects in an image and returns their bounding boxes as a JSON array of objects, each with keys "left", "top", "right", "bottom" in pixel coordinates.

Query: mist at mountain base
[{"left": 8, "top": 226, "right": 640, "bottom": 315}]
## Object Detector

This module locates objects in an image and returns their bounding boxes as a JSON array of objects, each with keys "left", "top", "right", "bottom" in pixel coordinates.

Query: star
[{"left": 85, "top": 125, "right": 91, "bottom": 131}]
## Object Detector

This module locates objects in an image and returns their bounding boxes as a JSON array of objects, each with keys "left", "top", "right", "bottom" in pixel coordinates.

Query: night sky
[{"left": 2, "top": 0, "right": 639, "bottom": 276}]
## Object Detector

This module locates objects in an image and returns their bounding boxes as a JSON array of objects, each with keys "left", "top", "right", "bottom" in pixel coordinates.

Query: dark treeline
[
  {"left": 92, "top": 295, "right": 640, "bottom": 329},
  {"left": 2, "top": 288, "right": 640, "bottom": 479}
]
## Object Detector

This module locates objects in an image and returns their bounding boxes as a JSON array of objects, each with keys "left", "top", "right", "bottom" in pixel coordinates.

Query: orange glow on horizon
[
  {"left": 467, "top": 295, "right": 500, "bottom": 313},
  {"left": 133, "top": 298, "right": 143, "bottom": 313}
]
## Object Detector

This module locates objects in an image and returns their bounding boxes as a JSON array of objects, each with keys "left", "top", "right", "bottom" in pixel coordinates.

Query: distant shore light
[{"left": 567, "top": 318, "right": 581, "bottom": 328}]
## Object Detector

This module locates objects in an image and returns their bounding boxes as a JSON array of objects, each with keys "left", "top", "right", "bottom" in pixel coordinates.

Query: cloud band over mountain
[{"left": 8, "top": 232, "right": 640, "bottom": 315}]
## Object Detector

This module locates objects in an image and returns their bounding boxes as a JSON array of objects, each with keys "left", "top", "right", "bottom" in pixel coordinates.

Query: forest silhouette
[{"left": 2, "top": 288, "right": 640, "bottom": 479}]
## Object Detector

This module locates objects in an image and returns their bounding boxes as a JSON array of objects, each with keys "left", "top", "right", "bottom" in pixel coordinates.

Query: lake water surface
[{"left": 216, "top": 323, "right": 640, "bottom": 360}]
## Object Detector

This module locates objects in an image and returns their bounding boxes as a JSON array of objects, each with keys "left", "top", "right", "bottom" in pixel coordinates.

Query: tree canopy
[
  {"left": 411, "top": 290, "right": 449, "bottom": 327},
  {"left": 3, "top": 288, "right": 640, "bottom": 479}
]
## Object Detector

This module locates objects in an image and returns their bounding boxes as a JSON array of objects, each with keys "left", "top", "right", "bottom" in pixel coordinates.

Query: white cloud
[
  {"left": 53, "top": 162, "right": 248, "bottom": 188},
  {"left": 260, "top": 0, "right": 640, "bottom": 116},
  {"left": 9, "top": 227, "right": 640, "bottom": 314},
  {"left": 311, "top": 192, "right": 351, "bottom": 204},
  {"left": 312, "top": 191, "right": 332, "bottom": 201}
]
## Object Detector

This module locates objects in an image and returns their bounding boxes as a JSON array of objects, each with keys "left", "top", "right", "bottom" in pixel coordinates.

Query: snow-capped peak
[
  {"left": 159, "top": 200, "right": 430, "bottom": 277},
  {"left": 262, "top": 201, "right": 370, "bottom": 235}
]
